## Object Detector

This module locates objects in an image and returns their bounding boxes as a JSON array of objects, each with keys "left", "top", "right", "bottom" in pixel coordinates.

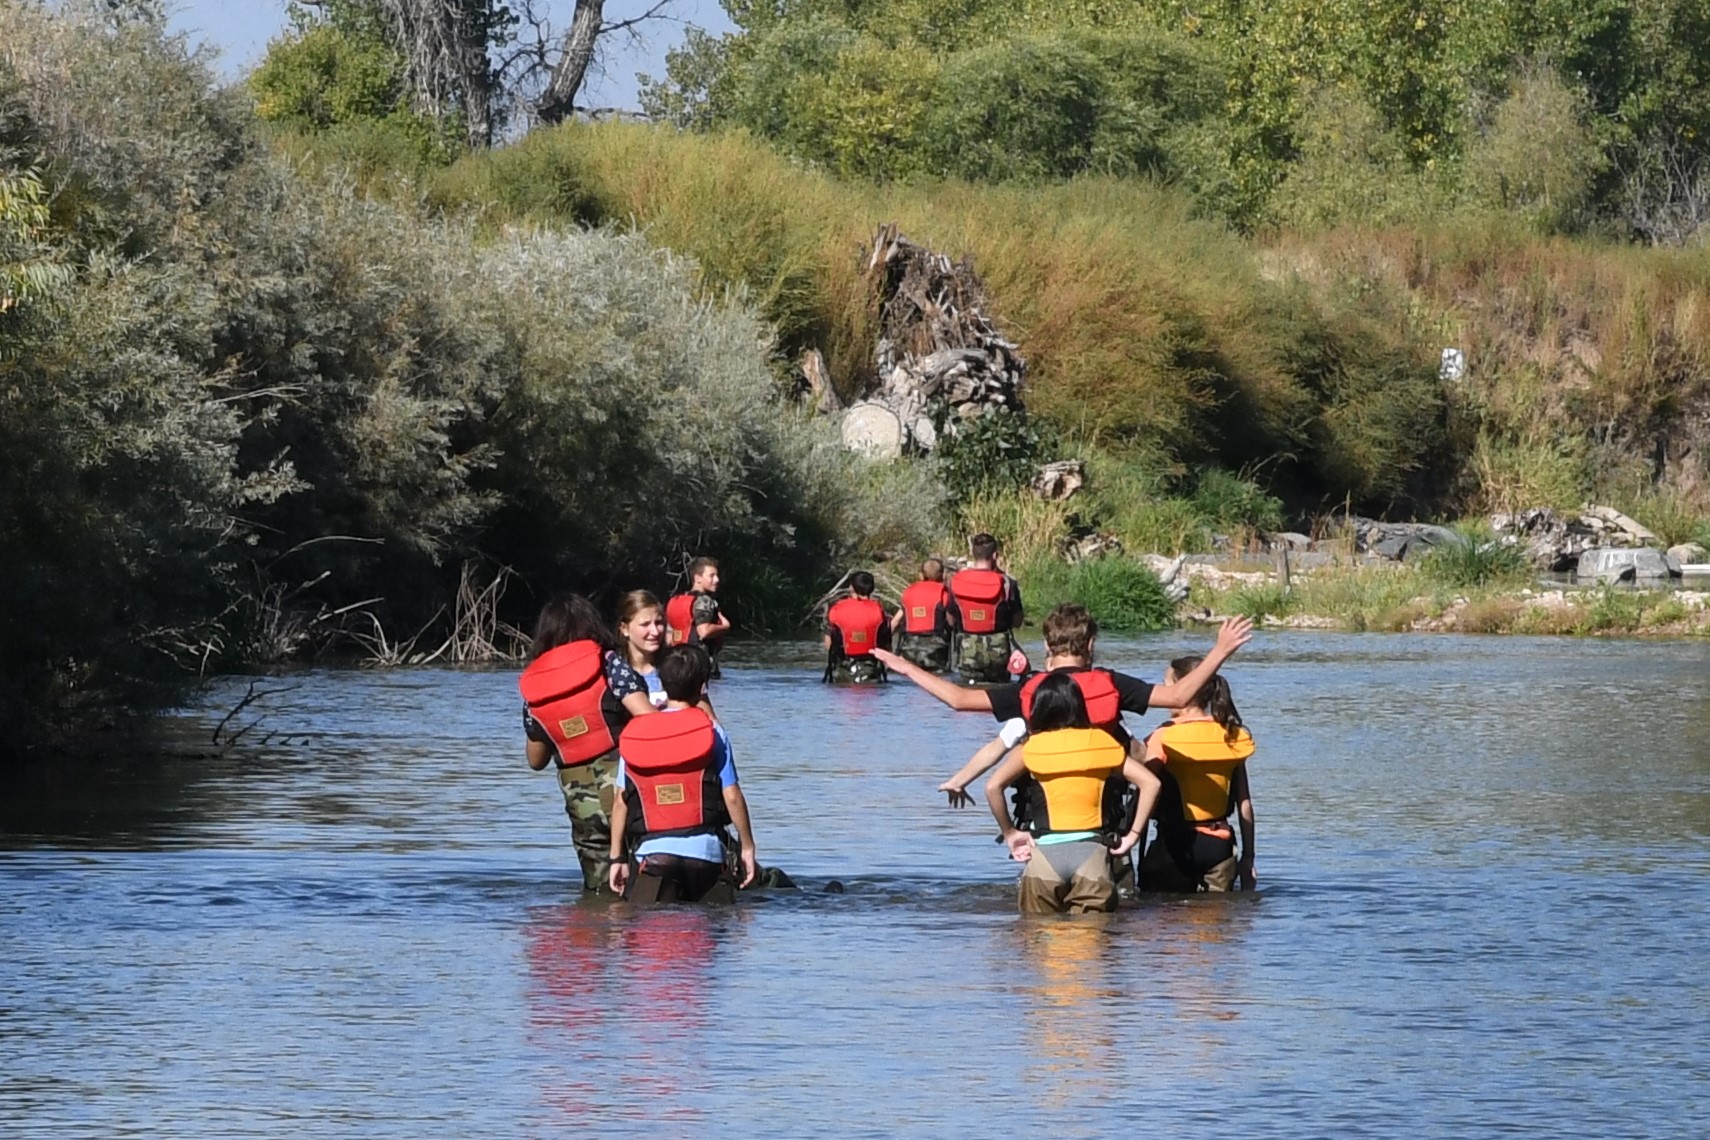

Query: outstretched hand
[
  {"left": 872, "top": 648, "right": 907, "bottom": 672},
  {"left": 938, "top": 779, "right": 974, "bottom": 808},
  {"left": 1215, "top": 614, "right": 1254, "bottom": 656}
]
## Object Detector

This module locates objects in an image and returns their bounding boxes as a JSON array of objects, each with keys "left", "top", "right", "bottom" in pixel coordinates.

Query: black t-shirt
[{"left": 988, "top": 665, "right": 1155, "bottom": 726}]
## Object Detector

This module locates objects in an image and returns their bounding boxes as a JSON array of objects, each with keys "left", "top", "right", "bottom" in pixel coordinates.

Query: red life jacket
[
  {"left": 619, "top": 708, "right": 730, "bottom": 840},
  {"left": 899, "top": 580, "right": 951, "bottom": 636},
  {"left": 828, "top": 596, "right": 885, "bottom": 657},
  {"left": 518, "top": 640, "right": 619, "bottom": 766},
  {"left": 1019, "top": 668, "right": 1123, "bottom": 730},
  {"left": 665, "top": 593, "right": 700, "bottom": 645},
  {"left": 949, "top": 568, "right": 1007, "bottom": 634}
]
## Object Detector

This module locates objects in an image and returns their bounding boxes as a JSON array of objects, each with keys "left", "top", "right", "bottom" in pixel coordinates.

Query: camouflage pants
[
  {"left": 955, "top": 631, "right": 1014, "bottom": 684},
  {"left": 829, "top": 656, "right": 887, "bottom": 684},
  {"left": 556, "top": 753, "right": 619, "bottom": 893},
  {"left": 895, "top": 631, "right": 951, "bottom": 673}
]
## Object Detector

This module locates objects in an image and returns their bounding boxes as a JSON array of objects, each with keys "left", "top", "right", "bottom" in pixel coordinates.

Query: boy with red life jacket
[
  {"left": 1140, "top": 655, "right": 1258, "bottom": 893},
  {"left": 519, "top": 594, "right": 660, "bottom": 892},
  {"left": 823, "top": 570, "right": 893, "bottom": 684},
  {"left": 608, "top": 645, "right": 760, "bottom": 904},
  {"left": 982, "top": 672, "right": 1161, "bottom": 914},
  {"left": 947, "top": 533, "right": 1025, "bottom": 683},
  {"left": 665, "top": 556, "right": 732, "bottom": 679},
  {"left": 890, "top": 557, "right": 955, "bottom": 673}
]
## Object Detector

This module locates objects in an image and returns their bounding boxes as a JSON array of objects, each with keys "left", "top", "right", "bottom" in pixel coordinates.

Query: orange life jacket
[
  {"left": 949, "top": 568, "right": 1008, "bottom": 634},
  {"left": 666, "top": 593, "right": 701, "bottom": 645},
  {"left": 827, "top": 596, "right": 885, "bottom": 657},
  {"left": 899, "top": 580, "right": 951, "bottom": 636},
  {"left": 618, "top": 708, "right": 730, "bottom": 841},
  {"left": 518, "top": 640, "right": 619, "bottom": 767},
  {"left": 1018, "top": 668, "right": 1123, "bottom": 729}
]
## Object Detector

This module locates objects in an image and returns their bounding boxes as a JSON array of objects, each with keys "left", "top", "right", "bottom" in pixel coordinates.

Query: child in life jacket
[
  {"left": 666, "top": 556, "right": 732, "bottom": 679},
  {"left": 889, "top": 557, "right": 955, "bottom": 673},
  {"left": 608, "top": 645, "right": 759, "bottom": 904},
  {"left": 520, "top": 594, "right": 659, "bottom": 892},
  {"left": 823, "top": 570, "right": 892, "bottom": 684},
  {"left": 1139, "top": 656, "right": 1257, "bottom": 893},
  {"left": 982, "top": 672, "right": 1160, "bottom": 914},
  {"left": 946, "top": 533, "right": 1025, "bottom": 684},
  {"left": 616, "top": 589, "right": 670, "bottom": 708}
]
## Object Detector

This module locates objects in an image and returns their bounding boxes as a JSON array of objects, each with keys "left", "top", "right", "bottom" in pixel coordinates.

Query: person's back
[
  {"left": 1139, "top": 657, "right": 1257, "bottom": 893},
  {"left": 983, "top": 673, "right": 1159, "bottom": 915},
  {"left": 609, "top": 645, "right": 760, "bottom": 903},
  {"left": 893, "top": 558, "right": 954, "bottom": 673},
  {"left": 948, "top": 534, "right": 1024, "bottom": 683},
  {"left": 824, "top": 570, "right": 891, "bottom": 684}
]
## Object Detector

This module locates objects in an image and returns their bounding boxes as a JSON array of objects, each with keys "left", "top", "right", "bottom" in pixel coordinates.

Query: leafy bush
[
  {"left": 1226, "top": 583, "right": 1293, "bottom": 622},
  {"left": 1066, "top": 556, "right": 1174, "bottom": 631},
  {"left": 1191, "top": 468, "right": 1285, "bottom": 534},
  {"left": 933, "top": 411, "right": 1044, "bottom": 503},
  {"left": 1417, "top": 535, "right": 1531, "bottom": 588}
]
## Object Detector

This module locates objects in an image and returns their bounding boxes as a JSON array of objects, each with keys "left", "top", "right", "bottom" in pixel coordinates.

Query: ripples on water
[{"left": 3, "top": 633, "right": 1709, "bottom": 1136}]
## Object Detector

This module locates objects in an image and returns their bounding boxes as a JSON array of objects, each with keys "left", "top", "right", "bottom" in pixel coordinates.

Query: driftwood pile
[{"left": 840, "top": 224, "right": 1026, "bottom": 457}]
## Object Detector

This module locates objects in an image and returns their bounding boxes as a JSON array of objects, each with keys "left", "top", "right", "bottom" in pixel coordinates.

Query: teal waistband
[{"left": 1035, "top": 830, "right": 1099, "bottom": 846}]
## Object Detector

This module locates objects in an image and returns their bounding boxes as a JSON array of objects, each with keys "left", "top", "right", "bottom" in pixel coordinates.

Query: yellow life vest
[
  {"left": 1020, "top": 728, "right": 1127, "bottom": 833},
  {"left": 1151, "top": 720, "right": 1255, "bottom": 822}
]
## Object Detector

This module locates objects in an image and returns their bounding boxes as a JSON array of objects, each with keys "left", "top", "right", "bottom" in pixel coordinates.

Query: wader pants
[
  {"left": 1018, "top": 839, "right": 1119, "bottom": 914},
  {"left": 1139, "top": 828, "right": 1238, "bottom": 893},
  {"left": 895, "top": 631, "right": 951, "bottom": 673},
  {"left": 557, "top": 753, "right": 619, "bottom": 893},
  {"left": 955, "top": 631, "right": 1015, "bottom": 684}
]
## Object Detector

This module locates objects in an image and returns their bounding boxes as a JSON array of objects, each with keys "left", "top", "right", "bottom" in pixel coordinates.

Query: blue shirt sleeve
[
  {"left": 713, "top": 724, "right": 738, "bottom": 787},
  {"left": 614, "top": 758, "right": 628, "bottom": 790}
]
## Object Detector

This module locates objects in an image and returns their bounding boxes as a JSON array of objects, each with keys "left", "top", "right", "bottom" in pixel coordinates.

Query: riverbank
[{"left": 1176, "top": 558, "right": 1710, "bottom": 637}]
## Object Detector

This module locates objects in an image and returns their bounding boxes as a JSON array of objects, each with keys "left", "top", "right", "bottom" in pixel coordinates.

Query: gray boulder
[
  {"left": 1349, "top": 517, "right": 1468, "bottom": 561},
  {"left": 1576, "top": 546, "right": 1675, "bottom": 584},
  {"left": 1668, "top": 542, "right": 1709, "bottom": 566}
]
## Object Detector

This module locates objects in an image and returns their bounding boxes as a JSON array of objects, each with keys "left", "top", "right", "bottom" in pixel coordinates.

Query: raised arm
[
  {"left": 1148, "top": 616, "right": 1254, "bottom": 708},
  {"left": 722, "top": 784, "right": 759, "bottom": 888},
  {"left": 982, "top": 748, "right": 1033, "bottom": 862},
  {"left": 872, "top": 647, "right": 994, "bottom": 712},
  {"left": 1232, "top": 764, "right": 1256, "bottom": 889}
]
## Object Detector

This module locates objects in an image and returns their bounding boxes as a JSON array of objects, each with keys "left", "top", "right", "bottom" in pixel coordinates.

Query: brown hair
[
  {"left": 1169, "top": 654, "right": 1245, "bottom": 743},
  {"left": 615, "top": 589, "right": 662, "bottom": 629},
  {"left": 687, "top": 555, "right": 719, "bottom": 581},
  {"left": 1041, "top": 603, "right": 1097, "bottom": 660},
  {"left": 969, "top": 534, "right": 1000, "bottom": 562},
  {"left": 921, "top": 557, "right": 944, "bottom": 582}
]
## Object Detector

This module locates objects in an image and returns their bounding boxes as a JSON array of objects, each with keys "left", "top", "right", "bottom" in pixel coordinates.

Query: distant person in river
[
  {"left": 948, "top": 534, "right": 1025, "bottom": 683},
  {"left": 608, "top": 645, "right": 760, "bottom": 904},
  {"left": 824, "top": 570, "right": 892, "bottom": 684},
  {"left": 983, "top": 672, "right": 1159, "bottom": 914},
  {"left": 890, "top": 557, "right": 955, "bottom": 673},
  {"left": 1139, "top": 656, "right": 1257, "bottom": 893},
  {"left": 519, "top": 593, "right": 659, "bottom": 892},
  {"left": 666, "top": 556, "right": 732, "bottom": 679}
]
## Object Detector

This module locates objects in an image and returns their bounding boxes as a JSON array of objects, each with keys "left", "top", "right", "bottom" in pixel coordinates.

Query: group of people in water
[{"left": 519, "top": 540, "right": 1259, "bottom": 914}]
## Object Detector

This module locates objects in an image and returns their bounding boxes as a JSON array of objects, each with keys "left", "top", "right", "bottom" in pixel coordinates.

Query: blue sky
[{"left": 165, "top": 0, "right": 734, "bottom": 108}]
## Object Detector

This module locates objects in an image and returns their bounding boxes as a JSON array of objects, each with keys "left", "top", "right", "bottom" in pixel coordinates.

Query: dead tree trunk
[
  {"left": 535, "top": 0, "right": 603, "bottom": 124},
  {"left": 378, "top": 0, "right": 496, "bottom": 148}
]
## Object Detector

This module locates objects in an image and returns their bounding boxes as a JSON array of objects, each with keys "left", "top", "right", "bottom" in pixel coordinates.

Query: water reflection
[{"left": 1012, "top": 918, "right": 1119, "bottom": 1111}]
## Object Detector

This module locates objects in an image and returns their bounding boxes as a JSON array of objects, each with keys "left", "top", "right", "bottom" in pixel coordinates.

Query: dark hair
[
  {"left": 530, "top": 593, "right": 612, "bottom": 660},
  {"left": 970, "top": 533, "right": 1000, "bottom": 562},
  {"left": 1027, "top": 671, "right": 1091, "bottom": 733},
  {"left": 1169, "top": 654, "right": 1244, "bottom": 742},
  {"left": 658, "top": 644, "right": 712, "bottom": 703},
  {"left": 687, "top": 555, "right": 719, "bottom": 581},
  {"left": 921, "top": 557, "right": 944, "bottom": 581},
  {"left": 849, "top": 570, "right": 875, "bottom": 597}
]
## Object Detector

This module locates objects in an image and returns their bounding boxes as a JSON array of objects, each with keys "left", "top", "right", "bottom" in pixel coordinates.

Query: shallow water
[{"left": 3, "top": 633, "right": 1709, "bottom": 1136}]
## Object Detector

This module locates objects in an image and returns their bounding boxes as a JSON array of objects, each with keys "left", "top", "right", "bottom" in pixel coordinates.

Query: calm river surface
[{"left": 4, "top": 633, "right": 1709, "bottom": 1136}]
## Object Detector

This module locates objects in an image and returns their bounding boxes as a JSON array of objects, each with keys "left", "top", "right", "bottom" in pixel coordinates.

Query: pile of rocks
[
  {"left": 1345, "top": 517, "right": 1467, "bottom": 561},
  {"left": 1490, "top": 506, "right": 1659, "bottom": 572},
  {"left": 839, "top": 224, "right": 1026, "bottom": 458}
]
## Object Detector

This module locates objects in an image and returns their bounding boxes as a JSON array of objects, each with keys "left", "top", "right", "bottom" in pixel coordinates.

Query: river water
[{"left": 3, "top": 633, "right": 1708, "bottom": 1136}]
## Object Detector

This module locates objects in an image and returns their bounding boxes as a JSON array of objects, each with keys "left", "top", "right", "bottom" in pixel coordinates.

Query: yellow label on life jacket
[
  {"left": 970, "top": 608, "right": 988, "bottom": 621},
  {"left": 850, "top": 631, "right": 867, "bottom": 643},
  {"left": 911, "top": 606, "right": 927, "bottom": 618},
  {"left": 558, "top": 715, "right": 589, "bottom": 739},
  {"left": 654, "top": 783, "right": 685, "bottom": 805}
]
